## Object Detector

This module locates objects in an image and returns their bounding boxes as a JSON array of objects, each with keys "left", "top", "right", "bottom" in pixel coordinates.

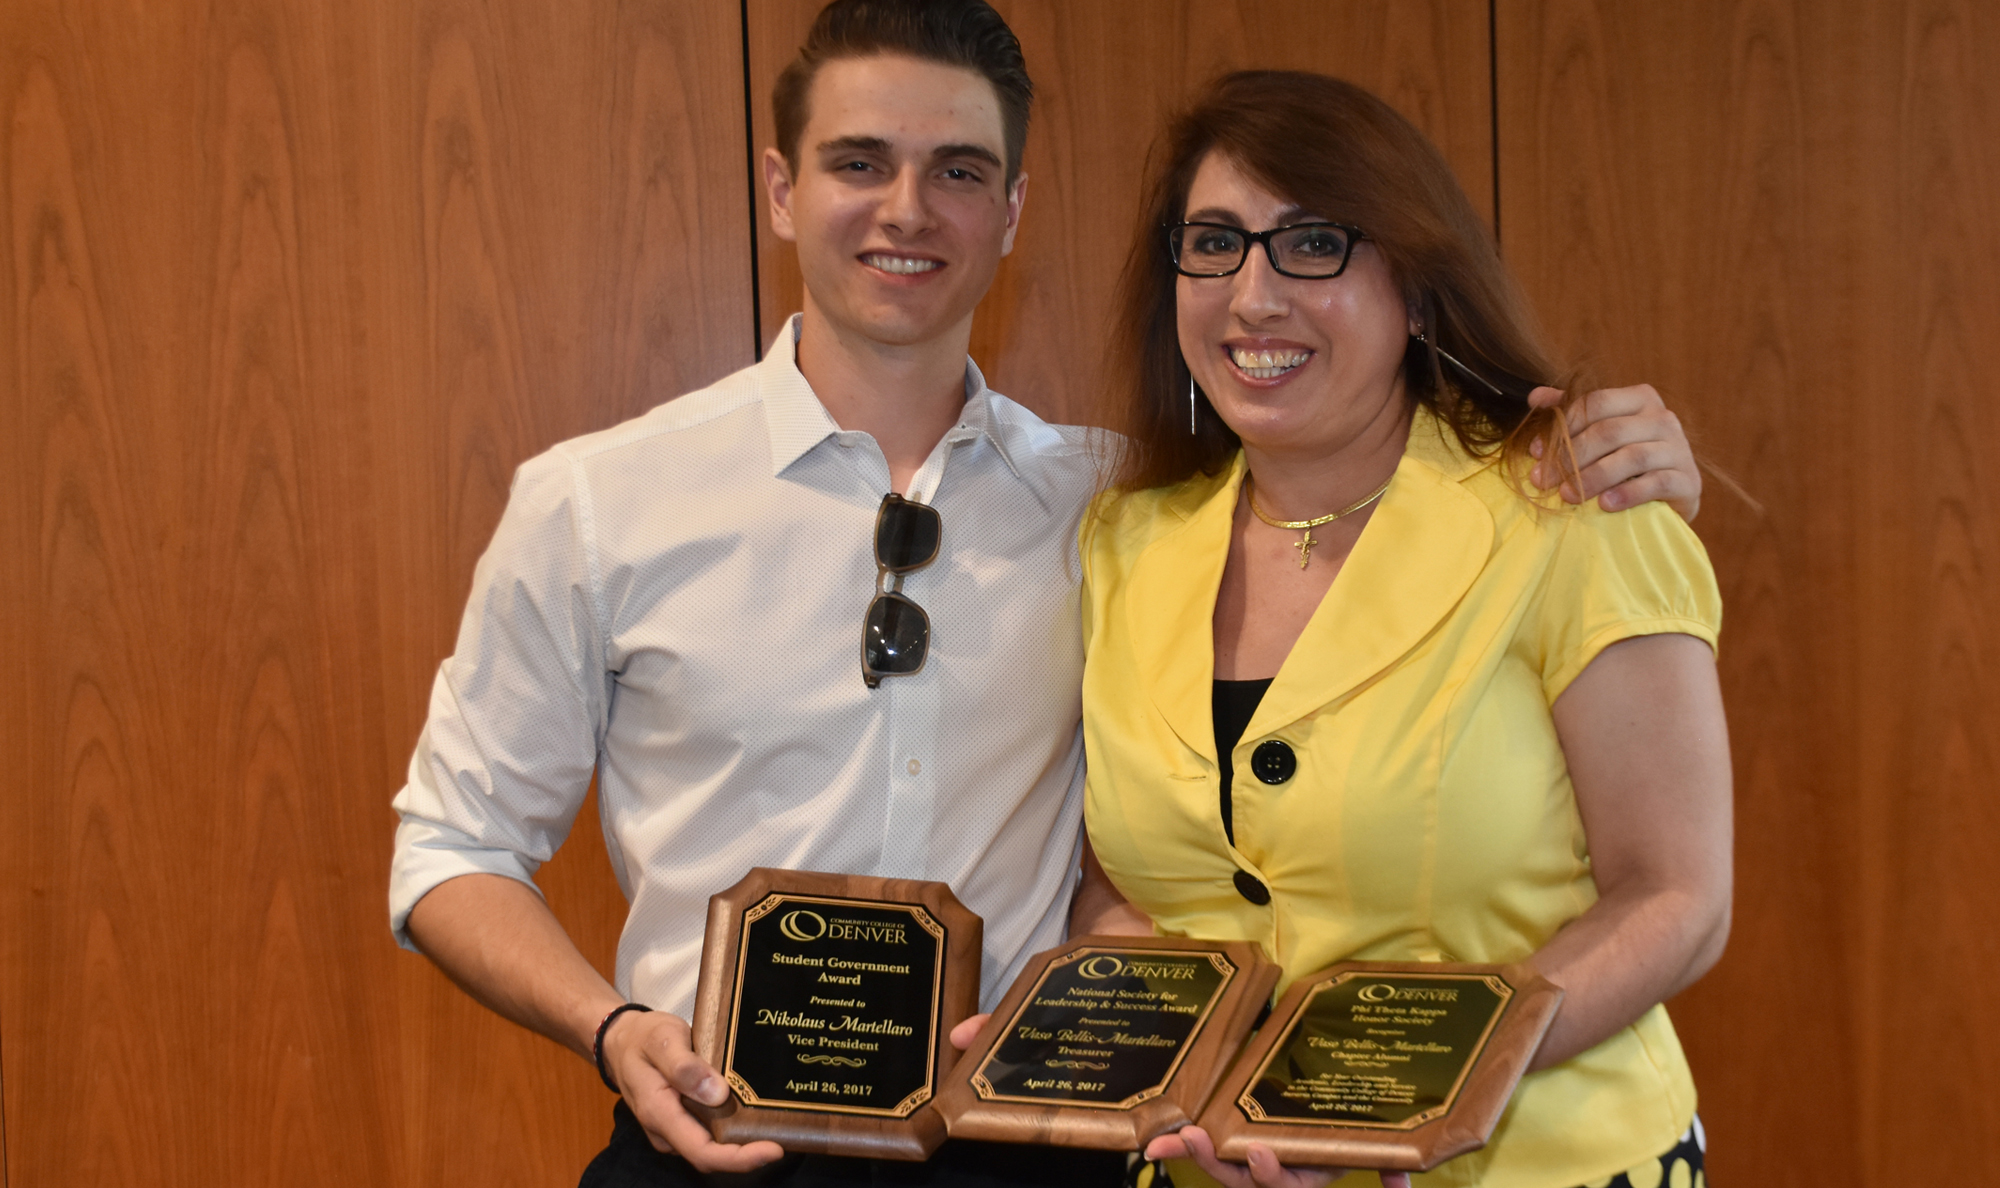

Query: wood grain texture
[
  {"left": 746, "top": 0, "right": 1493, "bottom": 427},
  {"left": 1497, "top": 0, "right": 2000, "bottom": 1179},
  {"left": 0, "top": 0, "right": 752, "bottom": 1184}
]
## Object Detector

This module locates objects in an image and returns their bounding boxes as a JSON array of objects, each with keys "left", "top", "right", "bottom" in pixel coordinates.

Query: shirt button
[
  {"left": 1251, "top": 740, "right": 1297, "bottom": 785},
  {"left": 906, "top": 758, "right": 922, "bottom": 776},
  {"left": 1233, "top": 870, "right": 1271, "bottom": 905}
]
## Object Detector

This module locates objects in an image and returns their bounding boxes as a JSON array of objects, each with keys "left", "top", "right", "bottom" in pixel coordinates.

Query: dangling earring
[
  {"left": 1188, "top": 376, "right": 1199, "bottom": 436},
  {"left": 1413, "top": 331, "right": 1507, "bottom": 398}
]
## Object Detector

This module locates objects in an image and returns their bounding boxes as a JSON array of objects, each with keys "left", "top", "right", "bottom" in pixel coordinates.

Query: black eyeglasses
[
  {"left": 862, "top": 493, "right": 942, "bottom": 689},
  {"left": 1166, "top": 221, "right": 1365, "bottom": 279}
]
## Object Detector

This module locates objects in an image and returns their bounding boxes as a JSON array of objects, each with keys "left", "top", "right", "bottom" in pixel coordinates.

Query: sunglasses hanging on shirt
[{"left": 862, "top": 492, "right": 942, "bottom": 688}]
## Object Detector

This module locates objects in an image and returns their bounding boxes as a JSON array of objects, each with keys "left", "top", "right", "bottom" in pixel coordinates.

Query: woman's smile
[{"left": 1225, "top": 341, "right": 1315, "bottom": 382}]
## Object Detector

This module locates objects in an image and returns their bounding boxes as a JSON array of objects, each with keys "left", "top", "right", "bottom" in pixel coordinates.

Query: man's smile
[{"left": 861, "top": 252, "right": 945, "bottom": 275}]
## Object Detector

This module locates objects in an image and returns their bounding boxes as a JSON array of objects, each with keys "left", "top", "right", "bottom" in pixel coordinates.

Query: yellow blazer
[{"left": 1080, "top": 409, "right": 1722, "bottom": 1188}]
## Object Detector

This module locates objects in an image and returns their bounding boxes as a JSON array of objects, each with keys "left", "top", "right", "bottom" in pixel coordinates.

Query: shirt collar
[
  {"left": 946, "top": 361, "right": 1028, "bottom": 482},
  {"left": 756, "top": 314, "right": 1025, "bottom": 482}
]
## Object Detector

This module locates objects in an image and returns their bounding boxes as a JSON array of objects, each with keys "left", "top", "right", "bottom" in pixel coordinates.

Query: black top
[{"left": 1212, "top": 678, "right": 1274, "bottom": 846}]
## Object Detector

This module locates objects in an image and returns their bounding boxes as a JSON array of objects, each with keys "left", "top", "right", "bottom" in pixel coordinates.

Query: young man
[{"left": 389, "top": 3, "right": 1705, "bottom": 1185}]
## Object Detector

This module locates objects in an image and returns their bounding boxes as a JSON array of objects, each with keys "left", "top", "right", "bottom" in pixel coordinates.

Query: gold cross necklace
[{"left": 1246, "top": 473, "right": 1394, "bottom": 569}]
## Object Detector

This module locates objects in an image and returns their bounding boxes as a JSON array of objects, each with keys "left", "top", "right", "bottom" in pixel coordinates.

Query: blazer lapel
[
  {"left": 1245, "top": 417, "right": 1496, "bottom": 741},
  {"left": 1123, "top": 458, "right": 1246, "bottom": 764}
]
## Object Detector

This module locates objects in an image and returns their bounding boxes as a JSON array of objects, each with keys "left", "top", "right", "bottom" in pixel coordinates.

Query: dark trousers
[{"left": 580, "top": 1101, "right": 1129, "bottom": 1188}]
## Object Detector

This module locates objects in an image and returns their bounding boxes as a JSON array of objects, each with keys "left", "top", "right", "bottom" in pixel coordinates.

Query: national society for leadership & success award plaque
[
  {"left": 688, "top": 868, "right": 982, "bottom": 1160},
  {"left": 1198, "top": 961, "right": 1563, "bottom": 1172},
  {"left": 936, "top": 936, "right": 1278, "bottom": 1150}
]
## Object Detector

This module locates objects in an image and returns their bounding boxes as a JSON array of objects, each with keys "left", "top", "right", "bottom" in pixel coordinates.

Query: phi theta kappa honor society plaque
[
  {"left": 689, "top": 869, "right": 981, "bottom": 1160},
  {"left": 937, "top": 936, "right": 1278, "bottom": 1150},
  {"left": 1198, "top": 961, "right": 1563, "bottom": 1172}
]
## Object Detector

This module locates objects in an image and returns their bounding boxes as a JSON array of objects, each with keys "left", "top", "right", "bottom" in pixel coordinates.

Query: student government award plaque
[
  {"left": 1198, "top": 961, "right": 1562, "bottom": 1172},
  {"left": 936, "top": 936, "right": 1278, "bottom": 1150},
  {"left": 688, "top": 869, "right": 981, "bottom": 1160}
]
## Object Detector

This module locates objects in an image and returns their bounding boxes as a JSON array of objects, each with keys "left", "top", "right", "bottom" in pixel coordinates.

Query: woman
[{"left": 1072, "top": 73, "right": 1731, "bottom": 1188}]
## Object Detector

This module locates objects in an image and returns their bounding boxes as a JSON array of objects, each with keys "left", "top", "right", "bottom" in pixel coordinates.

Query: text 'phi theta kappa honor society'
[
  {"left": 936, "top": 936, "right": 1278, "bottom": 1150},
  {"left": 688, "top": 869, "right": 981, "bottom": 1160},
  {"left": 1198, "top": 960, "right": 1564, "bottom": 1172}
]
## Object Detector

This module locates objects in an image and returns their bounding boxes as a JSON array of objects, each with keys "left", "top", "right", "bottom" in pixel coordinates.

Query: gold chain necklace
[{"left": 1247, "top": 474, "right": 1394, "bottom": 569}]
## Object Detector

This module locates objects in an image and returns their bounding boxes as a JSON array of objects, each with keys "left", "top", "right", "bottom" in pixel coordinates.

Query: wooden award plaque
[
  {"left": 687, "top": 868, "right": 982, "bottom": 1161},
  {"left": 1197, "top": 961, "right": 1562, "bottom": 1172},
  {"left": 936, "top": 936, "right": 1279, "bottom": 1150}
]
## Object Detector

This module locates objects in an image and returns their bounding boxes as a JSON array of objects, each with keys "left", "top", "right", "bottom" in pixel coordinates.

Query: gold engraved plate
[
  {"left": 1238, "top": 972, "right": 1511, "bottom": 1129},
  {"left": 970, "top": 947, "right": 1236, "bottom": 1110},
  {"left": 723, "top": 893, "right": 946, "bottom": 1118}
]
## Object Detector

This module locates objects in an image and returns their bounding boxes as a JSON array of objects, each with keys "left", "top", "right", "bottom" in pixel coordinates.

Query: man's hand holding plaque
[{"left": 597, "top": 1006, "right": 786, "bottom": 1174}]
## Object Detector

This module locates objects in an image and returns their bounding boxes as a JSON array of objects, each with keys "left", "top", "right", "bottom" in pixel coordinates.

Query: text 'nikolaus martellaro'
[{"left": 754, "top": 1008, "right": 916, "bottom": 1036}]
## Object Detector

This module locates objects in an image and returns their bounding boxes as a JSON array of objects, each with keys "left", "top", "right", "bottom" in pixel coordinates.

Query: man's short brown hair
[{"left": 773, "top": 0, "right": 1034, "bottom": 182}]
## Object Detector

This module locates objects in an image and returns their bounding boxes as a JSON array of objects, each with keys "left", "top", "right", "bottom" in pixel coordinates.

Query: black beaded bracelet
[{"left": 592, "top": 1002, "right": 653, "bottom": 1093}]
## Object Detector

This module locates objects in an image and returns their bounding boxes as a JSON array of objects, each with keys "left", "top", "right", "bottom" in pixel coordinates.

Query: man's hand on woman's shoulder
[{"left": 1528, "top": 384, "right": 1702, "bottom": 522}]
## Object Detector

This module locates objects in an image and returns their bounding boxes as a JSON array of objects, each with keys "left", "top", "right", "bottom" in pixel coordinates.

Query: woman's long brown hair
[{"left": 1106, "top": 71, "right": 1577, "bottom": 493}]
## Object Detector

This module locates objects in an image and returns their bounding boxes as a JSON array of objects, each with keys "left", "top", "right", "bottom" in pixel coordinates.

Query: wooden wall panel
[
  {"left": 14, "top": 0, "right": 1985, "bottom": 1183},
  {"left": 0, "top": 1, "right": 753, "bottom": 1184},
  {"left": 747, "top": 0, "right": 1494, "bottom": 427},
  {"left": 1497, "top": 0, "right": 2000, "bottom": 1180}
]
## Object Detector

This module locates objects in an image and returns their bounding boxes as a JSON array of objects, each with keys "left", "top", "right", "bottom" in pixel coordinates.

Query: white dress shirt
[{"left": 390, "top": 316, "right": 1102, "bottom": 1018}]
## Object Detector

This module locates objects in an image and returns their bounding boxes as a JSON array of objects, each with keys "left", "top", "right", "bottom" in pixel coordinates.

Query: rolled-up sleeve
[{"left": 389, "top": 447, "right": 609, "bottom": 950}]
